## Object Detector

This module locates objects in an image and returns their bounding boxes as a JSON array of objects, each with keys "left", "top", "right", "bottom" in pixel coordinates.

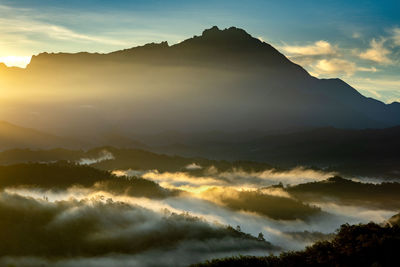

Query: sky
[{"left": 0, "top": 0, "right": 400, "bottom": 103}]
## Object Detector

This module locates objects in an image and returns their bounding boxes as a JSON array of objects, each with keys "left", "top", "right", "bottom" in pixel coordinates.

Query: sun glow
[{"left": 0, "top": 56, "right": 31, "bottom": 68}]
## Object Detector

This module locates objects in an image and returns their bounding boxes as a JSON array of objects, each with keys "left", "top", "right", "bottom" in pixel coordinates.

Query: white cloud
[
  {"left": 357, "top": 66, "right": 378, "bottom": 72},
  {"left": 280, "top": 40, "right": 379, "bottom": 78},
  {"left": 185, "top": 163, "right": 203, "bottom": 170},
  {"left": 359, "top": 39, "right": 392, "bottom": 64},
  {"left": 115, "top": 166, "right": 336, "bottom": 193},
  {"left": 352, "top": 32, "right": 361, "bottom": 39},
  {"left": 307, "top": 60, "right": 376, "bottom": 78},
  {"left": 391, "top": 27, "right": 400, "bottom": 46},
  {"left": 281, "top": 40, "right": 337, "bottom": 56},
  {"left": 313, "top": 58, "right": 356, "bottom": 76},
  {"left": 78, "top": 150, "right": 115, "bottom": 165},
  {"left": 0, "top": 17, "right": 128, "bottom": 46},
  {"left": 0, "top": 3, "right": 130, "bottom": 59}
]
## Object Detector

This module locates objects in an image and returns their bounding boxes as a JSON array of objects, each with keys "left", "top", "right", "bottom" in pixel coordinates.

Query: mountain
[
  {"left": 0, "top": 121, "right": 82, "bottom": 151},
  {"left": 0, "top": 121, "right": 150, "bottom": 151},
  {"left": 150, "top": 126, "right": 400, "bottom": 178},
  {"left": 1, "top": 26, "right": 399, "bottom": 134}
]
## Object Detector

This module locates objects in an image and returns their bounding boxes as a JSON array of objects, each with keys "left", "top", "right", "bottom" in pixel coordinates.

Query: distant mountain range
[
  {"left": 0, "top": 121, "right": 81, "bottom": 150},
  {"left": 0, "top": 121, "right": 147, "bottom": 151},
  {"left": 147, "top": 126, "right": 400, "bottom": 178},
  {"left": 1, "top": 26, "right": 399, "bottom": 134},
  {"left": 1, "top": 120, "right": 399, "bottom": 178}
]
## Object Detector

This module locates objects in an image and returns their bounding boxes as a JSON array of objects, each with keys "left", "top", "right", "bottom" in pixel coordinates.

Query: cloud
[
  {"left": 4, "top": 174, "right": 397, "bottom": 259},
  {"left": 0, "top": 17, "right": 128, "bottom": 46},
  {"left": 359, "top": 39, "right": 392, "bottom": 64},
  {"left": 197, "top": 187, "right": 322, "bottom": 221},
  {"left": 352, "top": 32, "right": 362, "bottom": 39},
  {"left": 357, "top": 66, "right": 378, "bottom": 72},
  {"left": 391, "top": 27, "right": 400, "bottom": 46},
  {"left": 280, "top": 40, "right": 379, "bottom": 78},
  {"left": 281, "top": 40, "right": 337, "bottom": 56},
  {"left": 0, "top": 3, "right": 129, "bottom": 47},
  {"left": 2, "top": 163, "right": 398, "bottom": 265},
  {"left": 117, "top": 166, "right": 336, "bottom": 193},
  {"left": 313, "top": 58, "right": 356, "bottom": 76},
  {"left": 0, "top": 191, "right": 275, "bottom": 266},
  {"left": 112, "top": 167, "right": 333, "bottom": 221},
  {"left": 185, "top": 163, "right": 203, "bottom": 170},
  {"left": 0, "top": 3, "right": 129, "bottom": 61},
  {"left": 308, "top": 59, "right": 376, "bottom": 78},
  {"left": 215, "top": 167, "right": 335, "bottom": 187},
  {"left": 309, "top": 201, "right": 395, "bottom": 223},
  {"left": 78, "top": 150, "right": 115, "bottom": 165}
]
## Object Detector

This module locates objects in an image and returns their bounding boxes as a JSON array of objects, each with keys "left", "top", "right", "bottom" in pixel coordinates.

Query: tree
[
  {"left": 236, "top": 225, "right": 241, "bottom": 232},
  {"left": 257, "top": 232, "right": 265, "bottom": 241}
]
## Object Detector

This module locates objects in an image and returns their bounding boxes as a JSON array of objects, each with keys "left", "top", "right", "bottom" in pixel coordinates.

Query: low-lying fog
[{"left": 1, "top": 161, "right": 398, "bottom": 267}]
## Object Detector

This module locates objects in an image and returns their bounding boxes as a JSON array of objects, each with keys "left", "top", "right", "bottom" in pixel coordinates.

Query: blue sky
[{"left": 1, "top": 0, "right": 399, "bottom": 103}]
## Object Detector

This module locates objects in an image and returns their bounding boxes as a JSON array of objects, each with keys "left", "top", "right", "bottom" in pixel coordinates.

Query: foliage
[
  {"left": 190, "top": 222, "right": 400, "bottom": 267},
  {"left": 287, "top": 176, "right": 400, "bottom": 209},
  {"left": 0, "top": 162, "right": 175, "bottom": 198}
]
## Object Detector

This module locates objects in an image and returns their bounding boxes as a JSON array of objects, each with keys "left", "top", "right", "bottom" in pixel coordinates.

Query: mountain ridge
[
  {"left": 22, "top": 26, "right": 399, "bottom": 106},
  {"left": 1, "top": 26, "right": 399, "bottom": 132},
  {"left": 27, "top": 26, "right": 307, "bottom": 73},
  {"left": 0, "top": 121, "right": 83, "bottom": 151}
]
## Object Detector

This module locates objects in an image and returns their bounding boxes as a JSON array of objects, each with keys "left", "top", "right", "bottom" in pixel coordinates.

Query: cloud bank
[{"left": 0, "top": 191, "right": 275, "bottom": 267}]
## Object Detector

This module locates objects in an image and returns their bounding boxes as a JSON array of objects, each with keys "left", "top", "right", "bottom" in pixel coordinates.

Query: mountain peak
[
  {"left": 197, "top": 26, "right": 257, "bottom": 44},
  {"left": 202, "top": 26, "right": 250, "bottom": 37}
]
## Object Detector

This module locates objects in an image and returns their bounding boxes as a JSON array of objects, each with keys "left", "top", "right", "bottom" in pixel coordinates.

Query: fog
[
  {"left": 113, "top": 166, "right": 336, "bottom": 192},
  {"left": 1, "top": 62, "right": 275, "bottom": 135},
  {"left": 0, "top": 190, "right": 275, "bottom": 267},
  {"left": 5, "top": 182, "right": 395, "bottom": 259},
  {"left": 78, "top": 150, "right": 115, "bottom": 165},
  {"left": 0, "top": 163, "right": 398, "bottom": 266}
]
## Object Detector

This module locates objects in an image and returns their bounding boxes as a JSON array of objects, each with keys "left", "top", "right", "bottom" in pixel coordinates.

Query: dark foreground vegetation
[{"left": 190, "top": 220, "right": 400, "bottom": 267}]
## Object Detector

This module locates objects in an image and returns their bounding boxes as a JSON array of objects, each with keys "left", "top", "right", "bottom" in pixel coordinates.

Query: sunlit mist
[{"left": 0, "top": 56, "right": 31, "bottom": 68}]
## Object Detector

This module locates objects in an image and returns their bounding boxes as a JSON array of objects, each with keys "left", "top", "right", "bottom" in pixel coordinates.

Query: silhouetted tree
[{"left": 257, "top": 232, "right": 265, "bottom": 241}]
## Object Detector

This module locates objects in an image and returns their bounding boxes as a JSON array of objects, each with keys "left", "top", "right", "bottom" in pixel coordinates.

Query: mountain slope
[
  {"left": 0, "top": 121, "right": 81, "bottom": 151},
  {"left": 1, "top": 26, "right": 399, "bottom": 133},
  {"left": 150, "top": 126, "right": 400, "bottom": 178}
]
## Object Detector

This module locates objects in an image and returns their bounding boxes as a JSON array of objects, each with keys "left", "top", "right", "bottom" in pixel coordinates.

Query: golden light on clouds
[
  {"left": 281, "top": 40, "right": 336, "bottom": 56},
  {"left": 314, "top": 58, "right": 356, "bottom": 76},
  {"left": 359, "top": 39, "right": 392, "bottom": 65}
]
